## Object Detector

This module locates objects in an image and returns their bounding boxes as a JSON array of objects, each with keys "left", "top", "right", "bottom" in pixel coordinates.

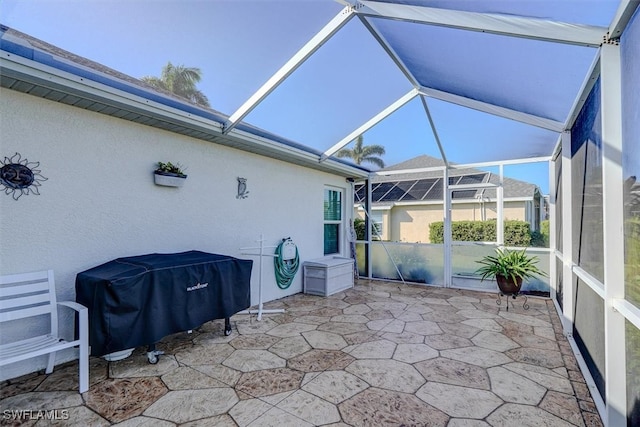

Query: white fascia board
[
  {"left": 1, "top": 51, "right": 225, "bottom": 134},
  {"left": 608, "top": 0, "right": 640, "bottom": 39},
  {"left": 224, "top": 6, "right": 355, "bottom": 133},
  {"left": 449, "top": 183, "right": 497, "bottom": 190},
  {"left": 3, "top": 52, "right": 370, "bottom": 178},
  {"left": 419, "top": 86, "right": 565, "bottom": 132},
  {"left": 321, "top": 88, "right": 419, "bottom": 160},
  {"left": 372, "top": 165, "right": 446, "bottom": 176},
  {"left": 355, "top": 0, "right": 607, "bottom": 47},
  {"left": 225, "top": 126, "right": 368, "bottom": 178}
]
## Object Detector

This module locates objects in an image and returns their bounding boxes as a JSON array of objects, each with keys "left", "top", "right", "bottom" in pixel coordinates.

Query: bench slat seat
[{"left": 0, "top": 270, "right": 88, "bottom": 393}]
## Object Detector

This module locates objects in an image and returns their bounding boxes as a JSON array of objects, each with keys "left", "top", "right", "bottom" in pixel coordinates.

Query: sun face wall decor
[{"left": 0, "top": 153, "right": 48, "bottom": 200}]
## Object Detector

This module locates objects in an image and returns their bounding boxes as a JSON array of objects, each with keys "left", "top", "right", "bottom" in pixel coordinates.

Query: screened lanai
[{"left": 1, "top": 0, "right": 639, "bottom": 426}]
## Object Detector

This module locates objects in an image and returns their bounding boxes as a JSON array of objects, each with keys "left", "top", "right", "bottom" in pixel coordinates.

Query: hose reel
[{"left": 274, "top": 237, "right": 299, "bottom": 289}]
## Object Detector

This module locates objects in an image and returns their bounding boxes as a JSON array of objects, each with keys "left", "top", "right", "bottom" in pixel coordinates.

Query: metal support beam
[
  {"left": 321, "top": 88, "right": 419, "bottom": 161},
  {"left": 548, "top": 158, "right": 557, "bottom": 302},
  {"left": 443, "top": 167, "right": 452, "bottom": 288},
  {"left": 224, "top": 6, "right": 355, "bottom": 134},
  {"left": 497, "top": 164, "right": 504, "bottom": 245},
  {"left": 560, "top": 130, "right": 574, "bottom": 333},
  {"left": 353, "top": 0, "right": 607, "bottom": 47},
  {"left": 420, "top": 96, "right": 448, "bottom": 166},
  {"left": 608, "top": 0, "right": 640, "bottom": 40},
  {"left": 419, "top": 86, "right": 565, "bottom": 132},
  {"left": 600, "top": 41, "right": 627, "bottom": 427}
]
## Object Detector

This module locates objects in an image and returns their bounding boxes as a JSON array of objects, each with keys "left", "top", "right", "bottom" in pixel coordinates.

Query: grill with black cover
[{"left": 76, "top": 250, "right": 252, "bottom": 358}]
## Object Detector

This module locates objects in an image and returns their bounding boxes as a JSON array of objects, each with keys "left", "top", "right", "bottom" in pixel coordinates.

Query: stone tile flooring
[{"left": 0, "top": 280, "right": 603, "bottom": 426}]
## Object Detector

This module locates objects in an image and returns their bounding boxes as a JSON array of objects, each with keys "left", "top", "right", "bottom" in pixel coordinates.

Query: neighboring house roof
[
  {"left": 0, "top": 25, "right": 369, "bottom": 179},
  {"left": 356, "top": 155, "right": 540, "bottom": 205}
]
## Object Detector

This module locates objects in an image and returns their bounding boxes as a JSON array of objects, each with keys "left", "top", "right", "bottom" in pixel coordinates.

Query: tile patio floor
[{"left": 1, "top": 280, "right": 602, "bottom": 426}]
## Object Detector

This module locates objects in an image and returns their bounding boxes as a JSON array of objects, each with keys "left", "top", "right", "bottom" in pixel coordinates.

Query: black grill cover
[{"left": 76, "top": 251, "right": 252, "bottom": 356}]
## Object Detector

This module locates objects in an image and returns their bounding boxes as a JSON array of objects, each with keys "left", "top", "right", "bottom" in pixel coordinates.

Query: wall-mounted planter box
[{"left": 154, "top": 173, "right": 187, "bottom": 187}]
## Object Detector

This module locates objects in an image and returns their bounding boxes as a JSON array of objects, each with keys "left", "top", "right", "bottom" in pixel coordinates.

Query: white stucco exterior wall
[{"left": 0, "top": 89, "right": 353, "bottom": 380}]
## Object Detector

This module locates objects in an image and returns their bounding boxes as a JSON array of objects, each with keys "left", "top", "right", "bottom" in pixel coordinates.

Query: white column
[
  {"left": 601, "top": 41, "right": 627, "bottom": 427},
  {"left": 366, "top": 178, "right": 373, "bottom": 279},
  {"left": 548, "top": 159, "right": 557, "bottom": 301},
  {"left": 561, "top": 130, "right": 575, "bottom": 333},
  {"left": 497, "top": 164, "right": 504, "bottom": 245},
  {"left": 443, "top": 168, "right": 452, "bottom": 288}
]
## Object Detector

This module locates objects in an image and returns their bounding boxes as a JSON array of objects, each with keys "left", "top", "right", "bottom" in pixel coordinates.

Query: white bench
[{"left": 0, "top": 270, "right": 89, "bottom": 393}]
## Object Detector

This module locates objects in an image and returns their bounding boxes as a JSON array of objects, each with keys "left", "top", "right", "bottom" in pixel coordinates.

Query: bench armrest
[{"left": 57, "top": 301, "right": 88, "bottom": 314}]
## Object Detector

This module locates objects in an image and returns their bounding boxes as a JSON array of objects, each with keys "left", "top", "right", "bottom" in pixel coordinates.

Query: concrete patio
[{"left": 0, "top": 280, "right": 602, "bottom": 426}]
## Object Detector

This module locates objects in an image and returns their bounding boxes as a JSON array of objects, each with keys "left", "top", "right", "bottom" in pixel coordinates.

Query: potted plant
[
  {"left": 154, "top": 161, "right": 187, "bottom": 187},
  {"left": 475, "top": 248, "right": 546, "bottom": 295}
]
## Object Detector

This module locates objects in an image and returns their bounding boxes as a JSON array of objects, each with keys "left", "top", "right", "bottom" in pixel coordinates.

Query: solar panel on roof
[
  {"left": 371, "top": 182, "right": 396, "bottom": 202},
  {"left": 354, "top": 184, "right": 366, "bottom": 203},
  {"left": 378, "top": 183, "right": 407, "bottom": 201},
  {"left": 457, "top": 173, "right": 488, "bottom": 185},
  {"left": 452, "top": 190, "right": 478, "bottom": 199},
  {"left": 423, "top": 178, "right": 443, "bottom": 200},
  {"left": 397, "top": 178, "right": 433, "bottom": 200}
]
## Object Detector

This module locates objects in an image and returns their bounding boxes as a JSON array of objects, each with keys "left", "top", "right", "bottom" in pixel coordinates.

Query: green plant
[
  {"left": 475, "top": 248, "right": 547, "bottom": 284},
  {"left": 429, "top": 220, "right": 533, "bottom": 246},
  {"left": 155, "top": 161, "right": 186, "bottom": 177}
]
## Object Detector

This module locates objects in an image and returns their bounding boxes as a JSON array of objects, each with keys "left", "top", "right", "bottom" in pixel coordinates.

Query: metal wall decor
[
  {"left": 236, "top": 177, "right": 249, "bottom": 199},
  {"left": 0, "top": 153, "right": 48, "bottom": 200}
]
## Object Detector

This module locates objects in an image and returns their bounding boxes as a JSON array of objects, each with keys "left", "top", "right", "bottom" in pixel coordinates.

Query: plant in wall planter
[
  {"left": 475, "top": 247, "right": 547, "bottom": 311},
  {"left": 154, "top": 161, "right": 187, "bottom": 187}
]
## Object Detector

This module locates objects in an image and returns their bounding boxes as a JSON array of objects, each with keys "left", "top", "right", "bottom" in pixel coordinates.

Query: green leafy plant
[
  {"left": 475, "top": 248, "right": 547, "bottom": 284},
  {"left": 155, "top": 161, "right": 186, "bottom": 178}
]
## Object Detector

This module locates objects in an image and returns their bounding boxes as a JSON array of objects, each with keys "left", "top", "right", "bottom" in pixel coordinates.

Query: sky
[{"left": 0, "top": 0, "right": 623, "bottom": 194}]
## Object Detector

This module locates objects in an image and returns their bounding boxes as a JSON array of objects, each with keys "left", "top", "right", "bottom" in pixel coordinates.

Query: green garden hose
[{"left": 274, "top": 238, "right": 299, "bottom": 289}]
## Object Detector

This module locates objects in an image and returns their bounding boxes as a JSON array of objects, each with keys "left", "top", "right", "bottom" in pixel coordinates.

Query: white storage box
[{"left": 303, "top": 256, "right": 355, "bottom": 297}]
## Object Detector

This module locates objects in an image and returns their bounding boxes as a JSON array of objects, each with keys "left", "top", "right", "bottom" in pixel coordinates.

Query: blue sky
[{"left": 0, "top": 0, "right": 622, "bottom": 194}]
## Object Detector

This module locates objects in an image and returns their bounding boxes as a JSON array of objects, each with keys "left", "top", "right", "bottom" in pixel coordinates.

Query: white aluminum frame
[{"left": 350, "top": 0, "right": 607, "bottom": 47}]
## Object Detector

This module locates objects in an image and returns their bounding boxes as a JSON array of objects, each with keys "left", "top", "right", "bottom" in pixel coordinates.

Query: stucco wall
[{"left": 0, "top": 89, "right": 352, "bottom": 379}]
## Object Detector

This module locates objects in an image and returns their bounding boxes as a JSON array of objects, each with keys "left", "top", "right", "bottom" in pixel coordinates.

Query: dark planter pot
[{"left": 496, "top": 275, "right": 523, "bottom": 295}]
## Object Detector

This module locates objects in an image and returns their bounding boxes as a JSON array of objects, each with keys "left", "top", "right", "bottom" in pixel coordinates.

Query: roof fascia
[
  {"left": 321, "top": 88, "right": 419, "bottom": 160},
  {"left": 418, "top": 86, "right": 565, "bottom": 132},
  {"left": 372, "top": 165, "right": 446, "bottom": 177},
  {"left": 353, "top": 0, "right": 607, "bottom": 47},
  {"left": 609, "top": 0, "right": 640, "bottom": 40},
  {"left": 223, "top": 6, "right": 355, "bottom": 134},
  {"left": 2, "top": 49, "right": 368, "bottom": 179}
]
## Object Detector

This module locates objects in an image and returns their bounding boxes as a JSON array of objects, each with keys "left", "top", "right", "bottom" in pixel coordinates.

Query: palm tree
[
  {"left": 141, "top": 62, "right": 210, "bottom": 107},
  {"left": 335, "top": 135, "right": 386, "bottom": 168}
]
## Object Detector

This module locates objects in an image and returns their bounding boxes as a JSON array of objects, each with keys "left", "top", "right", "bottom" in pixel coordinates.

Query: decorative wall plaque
[{"left": 0, "top": 153, "right": 47, "bottom": 200}]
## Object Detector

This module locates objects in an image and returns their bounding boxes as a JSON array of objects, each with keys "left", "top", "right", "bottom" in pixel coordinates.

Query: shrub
[{"left": 430, "top": 219, "right": 533, "bottom": 246}]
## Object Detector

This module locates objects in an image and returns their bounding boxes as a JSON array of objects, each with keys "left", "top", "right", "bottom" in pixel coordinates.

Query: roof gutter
[{"left": 0, "top": 35, "right": 368, "bottom": 179}]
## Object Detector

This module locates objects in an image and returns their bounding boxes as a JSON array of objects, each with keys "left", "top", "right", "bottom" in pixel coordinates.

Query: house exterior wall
[
  {"left": 0, "top": 89, "right": 353, "bottom": 379},
  {"left": 360, "top": 201, "right": 529, "bottom": 243}
]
